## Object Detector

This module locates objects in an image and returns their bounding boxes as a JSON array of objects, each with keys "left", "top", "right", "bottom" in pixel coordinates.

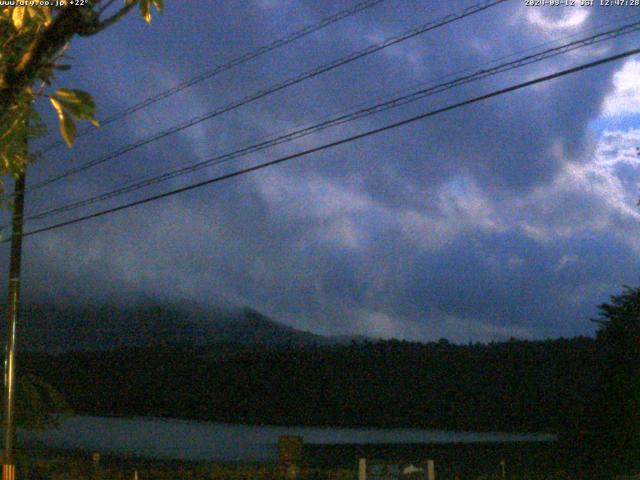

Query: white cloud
[
  {"left": 525, "top": 7, "right": 590, "bottom": 33},
  {"left": 255, "top": 170, "right": 372, "bottom": 220},
  {"left": 355, "top": 308, "right": 534, "bottom": 343},
  {"left": 255, "top": 167, "right": 510, "bottom": 254},
  {"left": 119, "top": 65, "right": 213, "bottom": 159},
  {"left": 253, "top": 0, "right": 294, "bottom": 9},
  {"left": 555, "top": 254, "right": 581, "bottom": 271},
  {"left": 253, "top": 170, "right": 376, "bottom": 249},
  {"left": 601, "top": 59, "right": 640, "bottom": 117},
  {"left": 364, "top": 30, "right": 429, "bottom": 74},
  {"left": 510, "top": 129, "right": 640, "bottom": 251},
  {"left": 398, "top": 175, "right": 504, "bottom": 250},
  {"left": 439, "top": 313, "right": 534, "bottom": 343},
  {"left": 359, "top": 311, "right": 404, "bottom": 339},
  {"left": 325, "top": 217, "right": 363, "bottom": 249}
]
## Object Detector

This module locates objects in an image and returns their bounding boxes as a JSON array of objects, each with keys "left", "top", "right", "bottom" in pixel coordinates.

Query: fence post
[
  {"left": 358, "top": 458, "right": 367, "bottom": 480},
  {"left": 427, "top": 459, "right": 435, "bottom": 480},
  {"left": 1, "top": 465, "right": 14, "bottom": 480}
]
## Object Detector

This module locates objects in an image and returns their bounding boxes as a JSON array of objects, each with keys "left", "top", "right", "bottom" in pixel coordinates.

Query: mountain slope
[{"left": 2, "top": 303, "right": 331, "bottom": 352}]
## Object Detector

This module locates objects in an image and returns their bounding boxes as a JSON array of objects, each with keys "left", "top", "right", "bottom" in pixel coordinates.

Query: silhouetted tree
[
  {"left": 594, "top": 285, "right": 640, "bottom": 468},
  {"left": 0, "top": 374, "right": 70, "bottom": 430}
]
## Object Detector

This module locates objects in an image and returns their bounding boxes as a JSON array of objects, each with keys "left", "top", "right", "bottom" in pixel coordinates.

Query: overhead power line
[
  {"left": 12, "top": 46, "right": 640, "bottom": 241},
  {"left": 19, "top": 18, "right": 640, "bottom": 224},
  {"left": 39, "top": 0, "right": 387, "bottom": 153},
  {"left": 27, "top": 0, "right": 507, "bottom": 193}
]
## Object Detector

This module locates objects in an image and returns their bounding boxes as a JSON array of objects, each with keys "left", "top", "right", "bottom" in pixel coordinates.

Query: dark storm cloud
[{"left": 2, "top": 0, "right": 639, "bottom": 341}]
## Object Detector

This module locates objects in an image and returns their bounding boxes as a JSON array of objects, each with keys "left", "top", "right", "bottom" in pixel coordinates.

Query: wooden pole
[
  {"left": 2, "top": 169, "right": 26, "bottom": 479},
  {"left": 358, "top": 458, "right": 367, "bottom": 480},
  {"left": 427, "top": 459, "right": 435, "bottom": 480}
]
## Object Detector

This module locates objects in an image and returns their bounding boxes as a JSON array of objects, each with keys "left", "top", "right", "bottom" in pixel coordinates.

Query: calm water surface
[{"left": 18, "top": 415, "right": 557, "bottom": 462}]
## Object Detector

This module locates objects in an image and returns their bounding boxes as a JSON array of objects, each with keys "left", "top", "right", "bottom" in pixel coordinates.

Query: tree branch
[
  {"left": 97, "top": 0, "right": 119, "bottom": 16},
  {"left": 0, "top": 7, "right": 83, "bottom": 117},
  {"left": 79, "top": 1, "right": 137, "bottom": 36},
  {"left": 0, "top": 2, "right": 137, "bottom": 122}
]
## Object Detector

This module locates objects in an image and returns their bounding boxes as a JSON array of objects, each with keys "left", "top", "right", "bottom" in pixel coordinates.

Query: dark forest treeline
[{"left": 19, "top": 336, "right": 603, "bottom": 434}]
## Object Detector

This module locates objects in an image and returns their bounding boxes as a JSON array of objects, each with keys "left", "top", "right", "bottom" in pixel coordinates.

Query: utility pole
[{"left": 2, "top": 162, "right": 26, "bottom": 480}]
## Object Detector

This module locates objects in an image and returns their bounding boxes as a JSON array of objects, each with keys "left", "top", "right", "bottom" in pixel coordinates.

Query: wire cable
[
  {"left": 20, "top": 19, "right": 640, "bottom": 224},
  {"left": 11, "top": 45, "right": 640, "bottom": 241},
  {"left": 38, "top": 0, "right": 388, "bottom": 153},
  {"left": 26, "top": 0, "right": 507, "bottom": 194}
]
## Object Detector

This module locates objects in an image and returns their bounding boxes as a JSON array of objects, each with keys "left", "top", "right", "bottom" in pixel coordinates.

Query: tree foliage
[
  {"left": 0, "top": 0, "right": 162, "bottom": 190},
  {"left": 20, "top": 337, "right": 600, "bottom": 434},
  {"left": 593, "top": 285, "right": 640, "bottom": 465},
  {"left": 0, "top": 373, "right": 71, "bottom": 431},
  {"left": 594, "top": 285, "right": 640, "bottom": 349}
]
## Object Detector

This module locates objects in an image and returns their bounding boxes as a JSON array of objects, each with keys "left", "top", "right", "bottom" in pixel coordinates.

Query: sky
[{"left": 3, "top": 0, "right": 640, "bottom": 343}]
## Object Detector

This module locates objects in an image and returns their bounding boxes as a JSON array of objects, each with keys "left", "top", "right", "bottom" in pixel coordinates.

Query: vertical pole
[
  {"left": 358, "top": 458, "right": 366, "bottom": 480},
  {"left": 2, "top": 168, "right": 26, "bottom": 479},
  {"left": 427, "top": 459, "right": 435, "bottom": 480}
]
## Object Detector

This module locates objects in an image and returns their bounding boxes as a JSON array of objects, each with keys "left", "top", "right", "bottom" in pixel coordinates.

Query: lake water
[{"left": 18, "top": 415, "right": 557, "bottom": 462}]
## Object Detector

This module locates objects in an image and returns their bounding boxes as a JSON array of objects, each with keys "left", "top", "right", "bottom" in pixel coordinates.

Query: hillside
[{"left": 3, "top": 303, "right": 332, "bottom": 352}]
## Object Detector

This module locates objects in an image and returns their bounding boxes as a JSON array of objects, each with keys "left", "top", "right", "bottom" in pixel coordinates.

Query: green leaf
[
  {"left": 41, "top": 6, "right": 52, "bottom": 26},
  {"left": 60, "top": 113, "right": 77, "bottom": 147},
  {"left": 140, "top": 0, "right": 152, "bottom": 23},
  {"left": 152, "top": 0, "right": 164, "bottom": 13},
  {"left": 52, "top": 89, "right": 99, "bottom": 127},
  {"left": 12, "top": 6, "right": 25, "bottom": 29},
  {"left": 26, "top": 6, "right": 52, "bottom": 27},
  {"left": 54, "top": 88, "right": 94, "bottom": 112},
  {"left": 50, "top": 97, "right": 77, "bottom": 148},
  {"left": 0, "top": 154, "right": 10, "bottom": 171}
]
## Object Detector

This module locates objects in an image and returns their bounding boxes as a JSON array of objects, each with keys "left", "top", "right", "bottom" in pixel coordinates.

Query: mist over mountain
[{"left": 3, "top": 302, "right": 347, "bottom": 352}]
